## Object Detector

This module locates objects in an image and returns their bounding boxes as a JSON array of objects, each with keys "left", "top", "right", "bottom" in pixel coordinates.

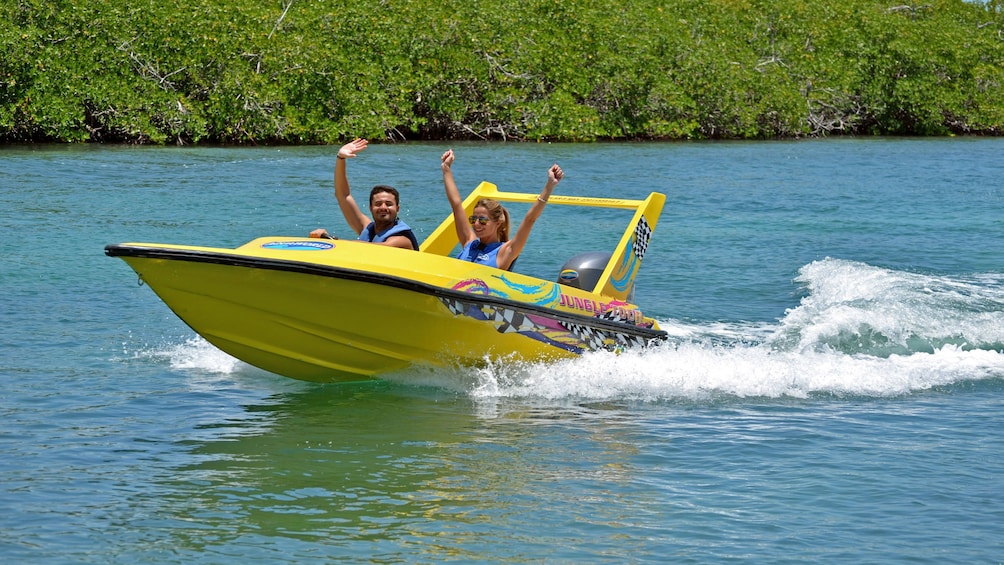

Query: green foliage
[{"left": 1, "top": 0, "right": 1001, "bottom": 143}]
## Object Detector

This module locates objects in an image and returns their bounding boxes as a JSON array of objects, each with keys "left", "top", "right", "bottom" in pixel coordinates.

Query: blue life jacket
[
  {"left": 360, "top": 219, "right": 419, "bottom": 250},
  {"left": 457, "top": 239, "right": 517, "bottom": 271}
]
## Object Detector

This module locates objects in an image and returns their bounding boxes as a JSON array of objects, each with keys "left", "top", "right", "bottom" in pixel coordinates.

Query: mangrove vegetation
[{"left": 2, "top": 0, "right": 1003, "bottom": 144}]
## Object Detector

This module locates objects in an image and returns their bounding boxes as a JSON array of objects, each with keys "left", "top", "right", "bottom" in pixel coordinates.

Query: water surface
[{"left": 2, "top": 138, "right": 1003, "bottom": 563}]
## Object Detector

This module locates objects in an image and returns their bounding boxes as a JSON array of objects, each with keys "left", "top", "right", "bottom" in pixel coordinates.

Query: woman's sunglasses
[{"left": 468, "top": 215, "right": 491, "bottom": 226}]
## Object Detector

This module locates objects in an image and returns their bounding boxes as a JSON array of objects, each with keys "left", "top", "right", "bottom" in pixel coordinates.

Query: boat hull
[{"left": 107, "top": 238, "right": 665, "bottom": 383}]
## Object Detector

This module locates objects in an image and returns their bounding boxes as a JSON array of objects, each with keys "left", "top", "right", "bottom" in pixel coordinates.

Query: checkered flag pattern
[
  {"left": 440, "top": 297, "right": 540, "bottom": 335},
  {"left": 632, "top": 217, "right": 652, "bottom": 261},
  {"left": 561, "top": 321, "right": 649, "bottom": 352},
  {"left": 597, "top": 310, "right": 631, "bottom": 324},
  {"left": 441, "top": 297, "right": 466, "bottom": 316},
  {"left": 488, "top": 307, "right": 535, "bottom": 334}
]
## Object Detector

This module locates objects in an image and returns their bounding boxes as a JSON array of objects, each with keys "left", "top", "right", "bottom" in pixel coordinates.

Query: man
[{"left": 310, "top": 138, "right": 419, "bottom": 250}]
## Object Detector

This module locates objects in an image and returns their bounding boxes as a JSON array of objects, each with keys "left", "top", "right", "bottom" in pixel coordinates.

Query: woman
[
  {"left": 310, "top": 138, "right": 419, "bottom": 250},
  {"left": 440, "top": 148, "right": 563, "bottom": 271}
]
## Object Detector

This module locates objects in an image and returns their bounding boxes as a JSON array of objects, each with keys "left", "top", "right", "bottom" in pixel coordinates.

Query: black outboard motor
[
  {"left": 557, "top": 251, "right": 636, "bottom": 302},
  {"left": 557, "top": 252, "right": 607, "bottom": 289}
]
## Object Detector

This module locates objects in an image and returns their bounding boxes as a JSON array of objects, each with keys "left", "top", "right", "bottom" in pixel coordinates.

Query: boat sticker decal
[
  {"left": 559, "top": 320, "right": 649, "bottom": 351},
  {"left": 558, "top": 294, "right": 603, "bottom": 312},
  {"left": 559, "top": 269, "right": 579, "bottom": 282},
  {"left": 451, "top": 278, "right": 506, "bottom": 298},
  {"left": 438, "top": 296, "right": 582, "bottom": 353},
  {"left": 494, "top": 275, "right": 555, "bottom": 299},
  {"left": 554, "top": 295, "right": 647, "bottom": 326},
  {"left": 487, "top": 308, "right": 535, "bottom": 334},
  {"left": 440, "top": 296, "right": 492, "bottom": 322},
  {"left": 437, "top": 295, "right": 652, "bottom": 355},
  {"left": 260, "top": 240, "right": 334, "bottom": 251},
  {"left": 610, "top": 216, "right": 652, "bottom": 292},
  {"left": 595, "top": 305, "right": 645, "bottom": 326},
  {"left": 451, "top": 276, "right": 561, "bottom": 307},
  {"left": 632, "top": 216, "right": 652, "bottom": 260},
  {"left": 494, "top": 275, "right": 561, "bottom": 307}
]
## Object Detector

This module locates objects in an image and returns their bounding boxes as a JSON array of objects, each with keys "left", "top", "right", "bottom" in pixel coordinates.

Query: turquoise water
[{"left": 2, "top": 139, "right": 1003, "bottom": 563}]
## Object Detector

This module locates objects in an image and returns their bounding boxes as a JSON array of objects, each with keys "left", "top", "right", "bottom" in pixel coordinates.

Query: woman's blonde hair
[{"left": 476, "top": 198, "right": 510, "bottom": 242}]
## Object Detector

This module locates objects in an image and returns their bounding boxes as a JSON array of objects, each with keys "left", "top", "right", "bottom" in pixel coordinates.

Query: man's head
[
  {"left": 369, "top": 185, "right": 401, "bottom": 224},
  {"left": 369, "top": 185, "right": 401, "bottom": 207}
]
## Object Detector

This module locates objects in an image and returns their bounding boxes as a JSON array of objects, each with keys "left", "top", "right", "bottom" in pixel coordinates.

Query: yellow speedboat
[{"left": 106, "top": 182, "right": 667, "bottom": 383}]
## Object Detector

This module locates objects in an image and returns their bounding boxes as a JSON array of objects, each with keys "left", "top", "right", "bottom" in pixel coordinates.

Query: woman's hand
[
  {"left": 547, "top": 163, "right": 564, "bottom": 186},
  {"left": 441, "top": 148, "right": 455, "bottom": 171}
]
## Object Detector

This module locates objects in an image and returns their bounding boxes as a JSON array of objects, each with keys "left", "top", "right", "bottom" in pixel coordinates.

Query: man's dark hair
[{"left": 369, "top": 185, "right": 400, "bottom": 206}]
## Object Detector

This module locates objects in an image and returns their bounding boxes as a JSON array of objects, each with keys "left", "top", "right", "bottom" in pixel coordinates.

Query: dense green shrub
[{"left": 1, "top": 0, "right": 1001, "bottom": 143}]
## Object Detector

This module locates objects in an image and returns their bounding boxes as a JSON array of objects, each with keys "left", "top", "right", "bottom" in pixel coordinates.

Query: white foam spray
[{"left": 138, "top": 259, "right": 1004, "bottom": 401}]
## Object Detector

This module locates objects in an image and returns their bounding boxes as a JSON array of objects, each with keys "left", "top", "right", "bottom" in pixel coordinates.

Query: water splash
[
  {"left": 452, "top": 259, "right": 1004, "bottom": 401},
  {"left": 452, "top": 341, "right": 1004, "bottom": 402},
  {"left": 133, "top": 259, "right": 1004, "bottom": 400},
  {"left": 130, "top": 336, "right": 244, "bottom": 374},
  {"left": 772, "top": 258, "right": 1004, "bottom": 356}
]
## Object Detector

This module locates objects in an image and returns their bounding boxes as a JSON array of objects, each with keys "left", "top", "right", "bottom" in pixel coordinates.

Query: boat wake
[
  {"left": 141, "top": 258, "right": 1004, "bottom": 400},
  {"left": 428, "top": 338, "right": 1004, "bottom": 402},
  {"left": 773, "top": 257, "right": 1004, "bottom": 357},
  {"left": 394, "top": 258, "right": 1004, "bottom": 400}
]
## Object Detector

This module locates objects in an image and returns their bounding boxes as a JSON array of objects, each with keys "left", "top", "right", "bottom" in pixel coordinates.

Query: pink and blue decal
[
  {"left": 451, "top": 275, "right": 561, "bottom": 307},
  {"left": 451, "top": 278, "right": 499, "bottom": 297}
]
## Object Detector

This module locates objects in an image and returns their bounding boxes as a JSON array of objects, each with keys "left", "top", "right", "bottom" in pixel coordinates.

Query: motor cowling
[
  {"left": 557, "top": 251, "right": 636, "bottom": 302},
  {"left": 557, "top": 251, "right": 611, "bottom": 292}
]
